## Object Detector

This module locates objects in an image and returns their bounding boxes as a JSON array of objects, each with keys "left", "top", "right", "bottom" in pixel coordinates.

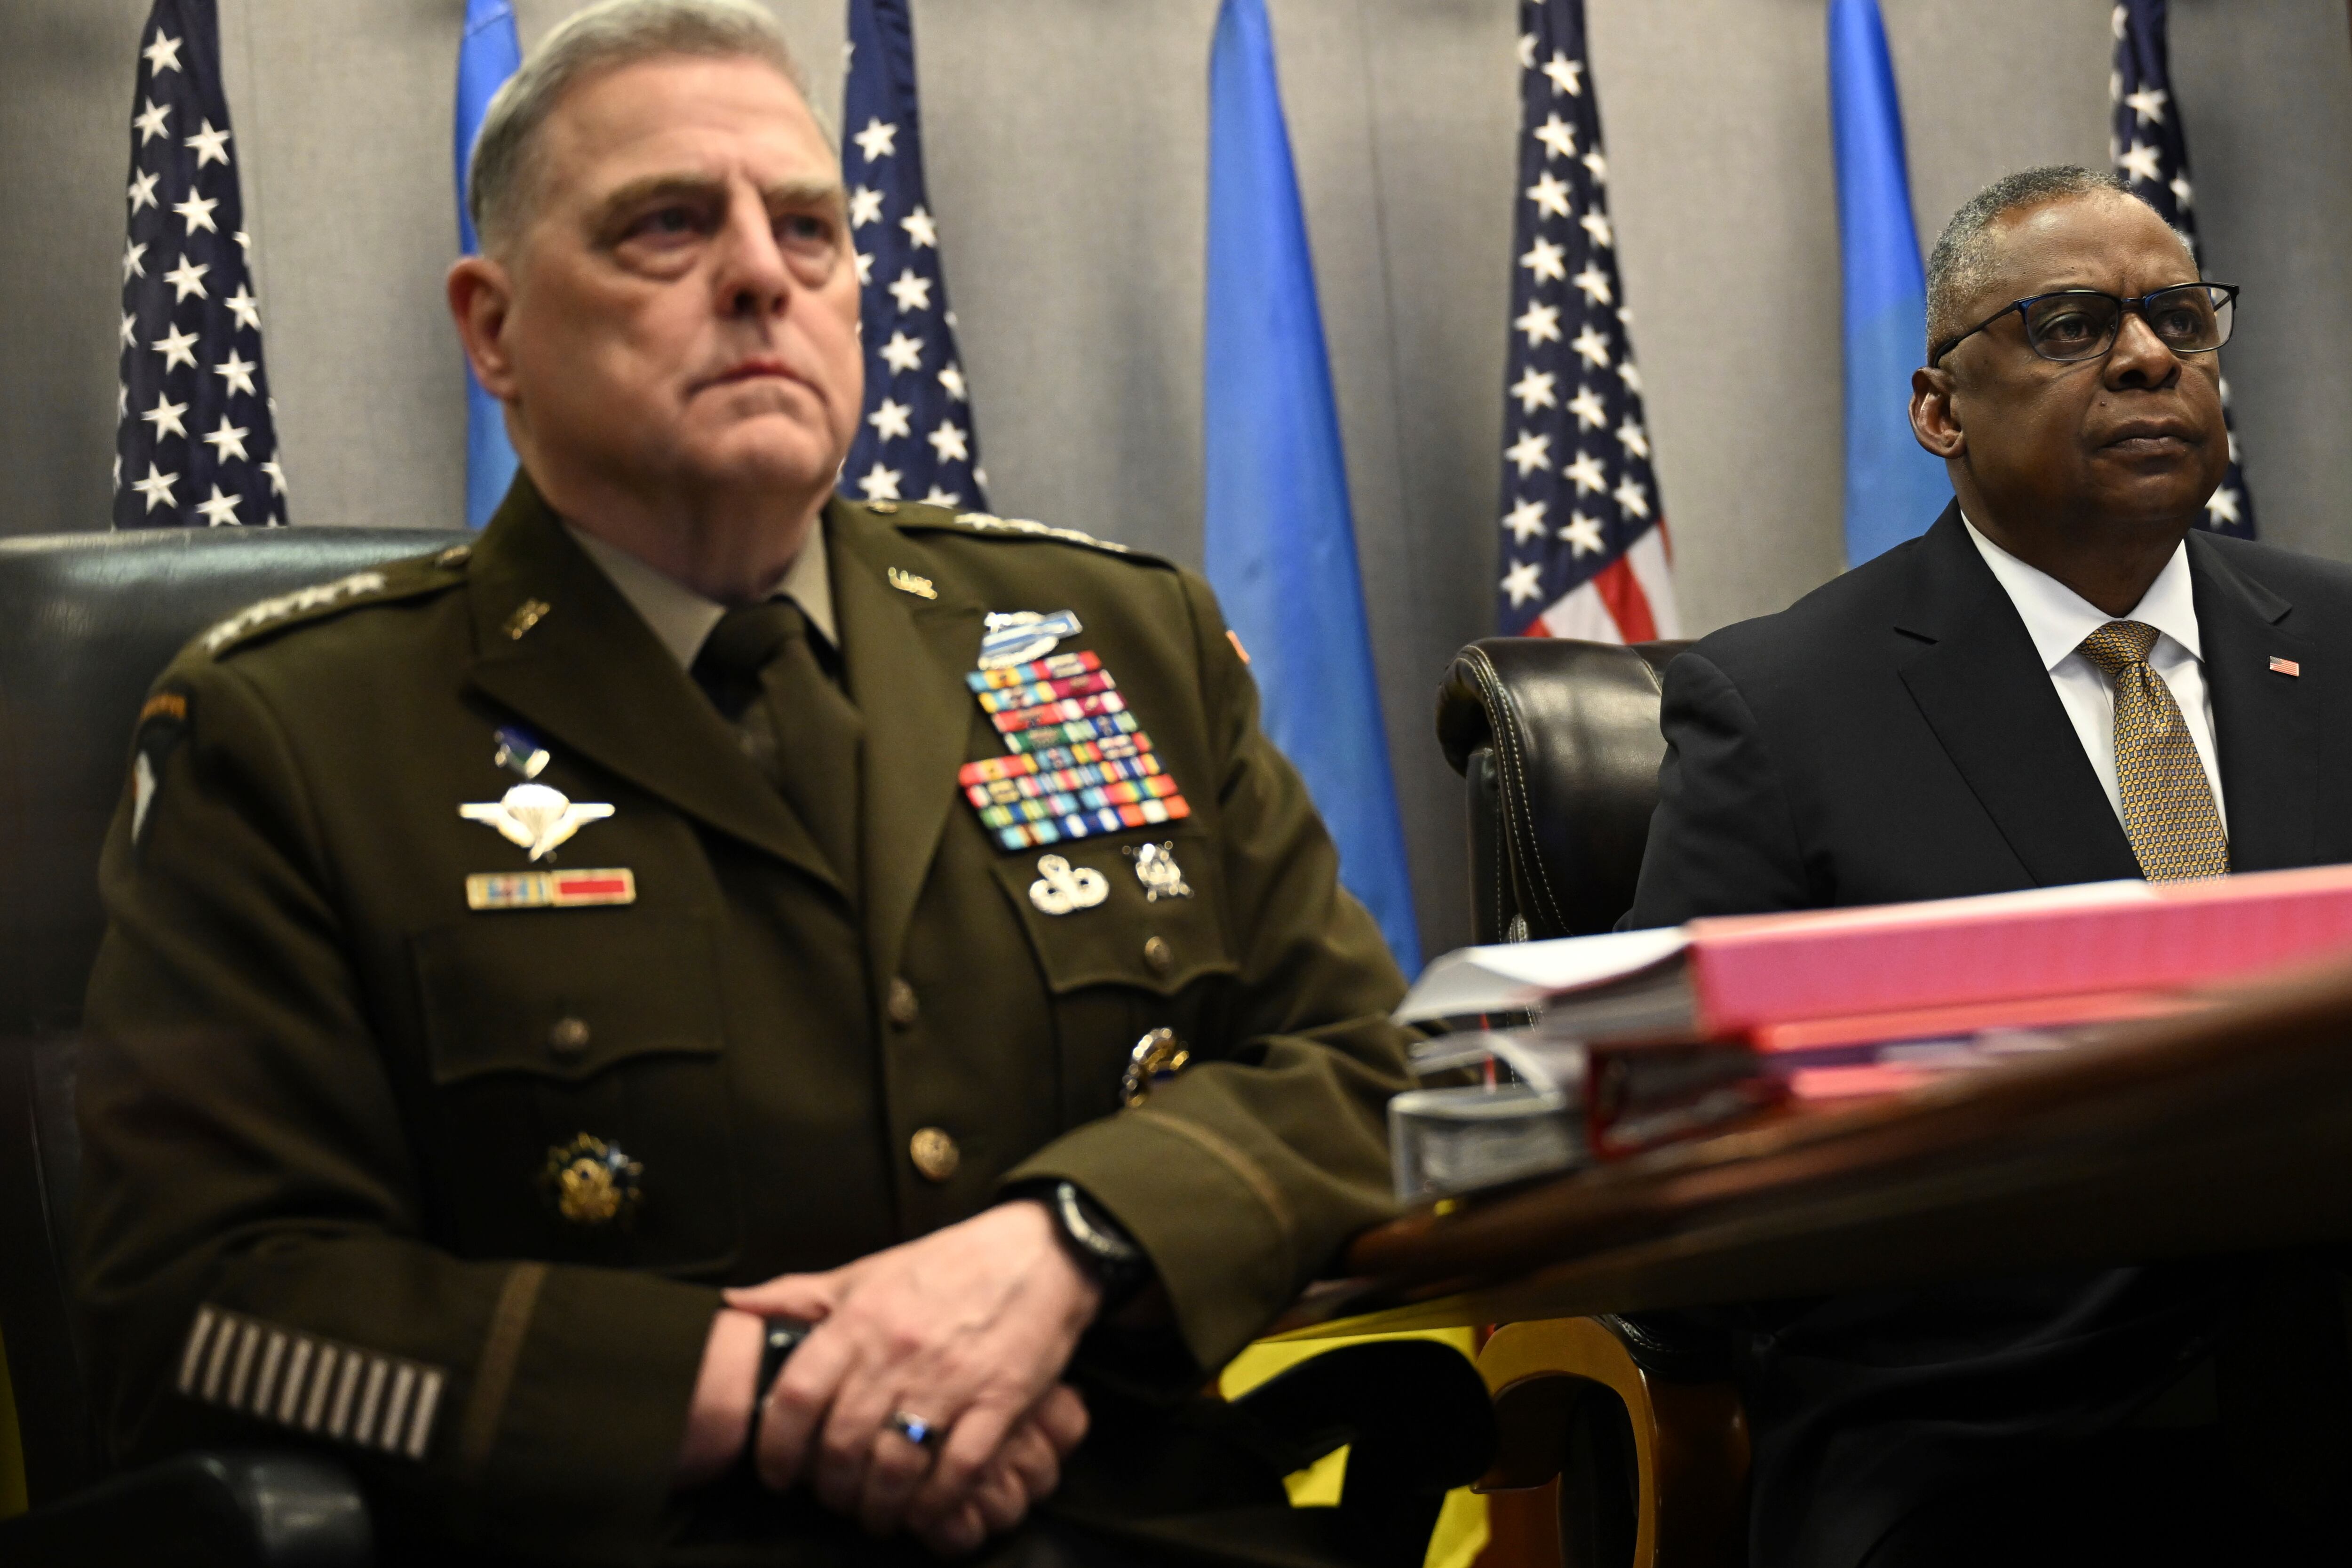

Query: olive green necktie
[
  {"left": 691, "top": 599, "right": 863, "bottom": 887},
  {"left": 2075, "top": 620, "right": 2229, "bottom": 881}
]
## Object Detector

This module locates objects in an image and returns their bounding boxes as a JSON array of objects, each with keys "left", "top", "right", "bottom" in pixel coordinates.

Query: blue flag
[
  {"left": 1202, "top": 0, "right": 1420, "bottom": 974},
  {"left": 115, "top": 0, "right": 286, "bottom": 528},
  {"left": 839, "top": 0, "right": 987, "bottom": 510},
  {"left": 456, "top": 0, "right": 521, "bottom": 530},
  {"left": 1828, "top": 0, "right": 1947, "bottom": 567}
]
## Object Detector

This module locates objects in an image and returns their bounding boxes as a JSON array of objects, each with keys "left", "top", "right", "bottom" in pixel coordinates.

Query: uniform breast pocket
[
  {"left": 988, "top": 829, "right": 1240, "bottom": 1127},
  {"left": 408, "top": 913, "right": 739, "bottom": 1272}
]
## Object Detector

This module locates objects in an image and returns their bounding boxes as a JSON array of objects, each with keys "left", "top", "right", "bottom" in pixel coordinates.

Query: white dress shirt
[
  {"left": 564, "top": 519, "right": 837, "bottom": 670},
  {"left": 1962, "top": 514, "right": 2226, "bottom": 835}
]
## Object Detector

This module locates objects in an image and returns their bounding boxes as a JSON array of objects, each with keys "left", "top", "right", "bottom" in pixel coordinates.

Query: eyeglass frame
[{"left": 1927, "top": 282, "right": 2241, "bottom": 369}]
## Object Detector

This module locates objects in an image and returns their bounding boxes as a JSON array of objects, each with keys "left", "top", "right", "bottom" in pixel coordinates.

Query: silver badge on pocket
[
  {"left": 1028, "top": 853, "right": 1109, "bottom": 915},
  {"left": 1126, "top": 841, "right": 1191, "bottom": 901}
]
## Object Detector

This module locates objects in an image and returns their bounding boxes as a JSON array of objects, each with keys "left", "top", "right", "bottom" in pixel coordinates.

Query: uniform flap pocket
[
  {"left": 412, "top": 913, "right": 722, "bottom": 1086},
  {"left": 988, "top": 831, "right": 1237, "bottom": 996}
]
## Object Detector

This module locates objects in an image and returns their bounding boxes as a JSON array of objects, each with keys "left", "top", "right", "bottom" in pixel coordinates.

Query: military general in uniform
[{"left": 73, "top": 2, "right": 1423, "bottom": 1562}]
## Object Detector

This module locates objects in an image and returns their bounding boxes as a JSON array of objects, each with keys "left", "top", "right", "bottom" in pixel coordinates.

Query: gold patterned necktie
[{"left": 2075, "top": 620, "right": 2229, "bottom": 881}]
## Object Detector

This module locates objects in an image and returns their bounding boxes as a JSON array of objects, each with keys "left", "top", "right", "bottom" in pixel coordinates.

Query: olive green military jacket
[{"left": 76, "top": 480, "right": 1413, "bottom": 1563}]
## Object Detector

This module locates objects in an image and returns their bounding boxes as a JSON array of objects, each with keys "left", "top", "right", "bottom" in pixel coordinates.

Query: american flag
[
  {"left": 1494, "top": 0, "right": 1677, "bottom": 642},
  {"left": 837, "top": 0, "right": 985, "bottom": 510},
  {"left": 2112, "top": 0, "right": 2253, "bottom": 539},
  {"left": 114, "top": 0, "right": 283, "bottom": 529}
]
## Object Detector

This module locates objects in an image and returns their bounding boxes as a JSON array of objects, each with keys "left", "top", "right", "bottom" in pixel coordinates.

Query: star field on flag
[
  {"left": 115, "top": 0, "right": 284, "bottom": 529},
  {"left": 2112, "top": 0, "right": 2252, "bottom": 539},
  {"left": 1495, "top": 0, "right": 1676, "bottom": 642},
  {"left": 838, "top": 0, "right": 985, "bottom": 511}
]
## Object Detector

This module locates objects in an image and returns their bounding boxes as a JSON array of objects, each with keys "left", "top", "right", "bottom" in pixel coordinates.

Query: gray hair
[
  {"left": 1924, "top": 165, "right": 2178, "bottom": 358},
  {"left": 467, "top": 0, "right": 823, "bottom": 254}
]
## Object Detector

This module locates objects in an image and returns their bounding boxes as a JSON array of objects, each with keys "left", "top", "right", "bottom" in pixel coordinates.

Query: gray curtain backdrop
[{"left": 6, "top": 0, "right": 2349, "bottom": 958}]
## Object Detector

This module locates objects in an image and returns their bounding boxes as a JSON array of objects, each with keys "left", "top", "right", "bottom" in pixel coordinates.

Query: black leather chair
[
  {"left": 1436, "top": 638, "right": 1687, "bottom": 944},
  {"left": 1434, "top": 637, "right": 1750, "bottom": 1568},
  {"left": 0, "top": 525, "right": 468, "bottom": 1564}
]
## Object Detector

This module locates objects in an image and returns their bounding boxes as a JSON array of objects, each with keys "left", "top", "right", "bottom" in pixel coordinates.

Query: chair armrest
[
  {"left": 1478, "top": 1317, "right": 1745, "bottom": 1568},
  {"left": 0, "top": 1448, "right": 371, "bottom": 1568}
]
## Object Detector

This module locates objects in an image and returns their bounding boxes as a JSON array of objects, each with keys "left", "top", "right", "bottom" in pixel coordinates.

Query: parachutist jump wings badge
[{"left": 460, "top": 781, "right": 614, "bottom": 862}]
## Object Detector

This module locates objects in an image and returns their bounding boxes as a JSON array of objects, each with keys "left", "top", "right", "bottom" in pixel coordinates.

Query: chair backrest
[
  {"left": 0, "top": 527, "right": 466, "bottom": 1504},
  {"left": 1435, "top": 637, "right": 1690, "bottom": 943}
]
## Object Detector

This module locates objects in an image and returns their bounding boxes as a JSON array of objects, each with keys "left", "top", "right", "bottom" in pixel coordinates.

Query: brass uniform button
[
  {"left": 909, "top": 1127, "right": 959, "bottom": 1182},
  {"left": 434, "top": 543, "right": 473, "bottom": 569},
  {"left": 548, "top": 1017, "right": 590, "bottom": 1056},
  {"left": 1141, "top": 935, "right": 1174, "bottom": 976},
  {"left": 868, "top": 500, "right": 899, "bottom": 515},
  {"left": 887, "top": 977, "right": 920, "bottom": 1028}
]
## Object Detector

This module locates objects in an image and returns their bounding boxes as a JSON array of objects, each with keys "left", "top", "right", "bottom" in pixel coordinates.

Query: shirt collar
[
  {"left": 1961, "top": 512, "right": 2201, "bottom": 670},
  {"left": 563, "top": 519, "right": 837, "bottom": 670}
]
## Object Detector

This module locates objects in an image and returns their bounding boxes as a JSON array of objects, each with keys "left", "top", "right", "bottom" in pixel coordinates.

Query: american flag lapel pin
[{"left": 2269, "top": 656, "right": 2301, "bottom": 677}]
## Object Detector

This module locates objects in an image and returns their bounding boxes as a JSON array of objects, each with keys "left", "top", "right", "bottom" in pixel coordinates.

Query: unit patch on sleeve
[
  {"left": 176, "top": 1304, "right": 449, "bottom": 1462},
  {"left": 958, "top": 648, "right": 1192, "bottom": 852},
  {"left": 130, "top": 688, "right": 191, "bottom": 847}
]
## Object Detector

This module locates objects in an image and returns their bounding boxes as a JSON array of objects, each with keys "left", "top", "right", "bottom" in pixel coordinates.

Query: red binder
[{"left": 1683, "top": 865, "right": 2352, "bottom": 1039}]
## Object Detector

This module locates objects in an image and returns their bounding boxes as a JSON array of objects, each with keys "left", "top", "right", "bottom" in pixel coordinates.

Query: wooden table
[{"left": 1272, "top": 961, "right": 2352, "bottom": 1341}]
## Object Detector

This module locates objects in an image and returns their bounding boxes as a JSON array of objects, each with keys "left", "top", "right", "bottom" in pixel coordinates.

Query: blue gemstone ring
[{"left": 886, "top": 1410, "right": 942, "bottom": 1450}]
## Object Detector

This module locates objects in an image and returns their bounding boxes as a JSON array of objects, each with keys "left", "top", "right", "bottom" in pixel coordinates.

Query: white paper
[{"left": 1395, "top": 926, "right": 1689, "bottom": 1023}]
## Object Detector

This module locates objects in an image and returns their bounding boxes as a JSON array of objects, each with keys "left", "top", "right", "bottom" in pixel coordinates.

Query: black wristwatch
[
  {"left": 746, "top": 1316, "right": 811, "bottom": 1452},
  {"left": 1013, "top": 1179, "right": 1150, "bottom": 1310}
]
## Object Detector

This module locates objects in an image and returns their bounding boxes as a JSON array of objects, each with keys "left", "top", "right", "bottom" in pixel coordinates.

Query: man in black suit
[{"left": 1627, "top": 167, "right": 2352, "bottom": 1566}]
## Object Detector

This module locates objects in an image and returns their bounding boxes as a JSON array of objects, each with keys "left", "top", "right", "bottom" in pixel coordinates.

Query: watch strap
[{"left": 1009, "top": 1179, "right": 1151, "bottom": 1310}]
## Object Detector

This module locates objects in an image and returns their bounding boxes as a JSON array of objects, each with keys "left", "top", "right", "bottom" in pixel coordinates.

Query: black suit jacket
[{"left": 1626, "top": 504, "right": 2352, "bottom": 1568}]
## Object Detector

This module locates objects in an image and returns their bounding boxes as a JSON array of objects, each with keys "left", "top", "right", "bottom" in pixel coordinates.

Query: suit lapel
[
  {"left": 2189, "top": 533, "right": 2313, "bottom": 872},
  {"left": 827, "top": 501, "right": 987, "bottom": 983},
  {"left": 461, "top": 478, "right": 843, "bottom": 893},
  {"left": 1894, "top": 505, "right": 2143, "bottom": 886}
]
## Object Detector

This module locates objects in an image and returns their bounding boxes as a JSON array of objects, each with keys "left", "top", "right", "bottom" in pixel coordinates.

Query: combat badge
[
  {"left": 130, "top": 688, "right": 191, "bottom": 847},
  {"left": 1125, "top": 841, "right": 1191, "bottom": 901},
  {"left": 978, "top": 610, "right": 1083, "bottom": 669},
  {"left": 543, "top": 1134, "right": 642, "bottom": 1227},
  {"left": 1029, "top": 854, "right": 1109, "bottom": 915}
]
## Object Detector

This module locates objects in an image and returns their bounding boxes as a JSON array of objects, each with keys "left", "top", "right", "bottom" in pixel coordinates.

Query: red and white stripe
[{"left": 1525, "top": 522, "right": 1680, "bottom": 645}]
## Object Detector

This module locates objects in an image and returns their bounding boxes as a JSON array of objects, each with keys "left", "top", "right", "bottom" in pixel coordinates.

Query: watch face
[{"left": 1057, "top": 1183, "right": 1138, "bottom": 1264}]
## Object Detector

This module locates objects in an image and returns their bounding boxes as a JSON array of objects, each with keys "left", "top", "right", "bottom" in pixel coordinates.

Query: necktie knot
[
  {"left": 692, "top": 600, "right": 808, "bottom": 719},
  {"left": 2077, "top": 619, "right": 2161, "bottom": 676}
]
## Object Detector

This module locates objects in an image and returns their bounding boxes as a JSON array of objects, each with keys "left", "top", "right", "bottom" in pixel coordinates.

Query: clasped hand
[{"left": 724, "top": 1199, "right": 1103, "bottom": 1554}]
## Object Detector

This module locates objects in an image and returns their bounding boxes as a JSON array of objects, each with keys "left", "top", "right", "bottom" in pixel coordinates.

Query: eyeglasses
[{"left": 1929, "top": 282, "right": 2239, "bottom": 368}]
